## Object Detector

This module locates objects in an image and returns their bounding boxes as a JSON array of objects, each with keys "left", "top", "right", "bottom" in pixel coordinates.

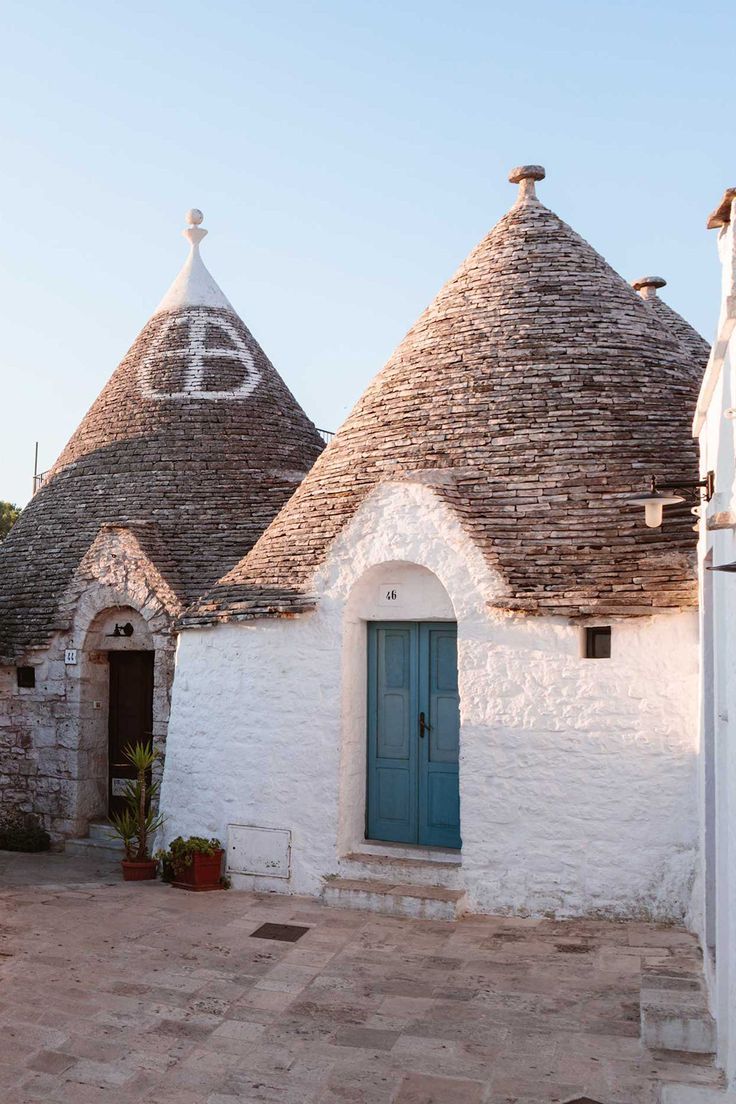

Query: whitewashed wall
[
  {"left": 695, "top": 196, "right": 736, "bottom": 1087},
  {"left": 161, "top": 480, "right": 699, "bottom": 920}
]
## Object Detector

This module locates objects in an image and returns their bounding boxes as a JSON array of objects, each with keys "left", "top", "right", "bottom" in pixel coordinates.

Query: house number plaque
[{"left": 378, "top": 585, "right": 401, "bottom": 606}]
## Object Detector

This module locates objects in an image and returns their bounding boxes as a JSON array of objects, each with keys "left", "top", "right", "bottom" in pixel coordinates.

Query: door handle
[{"left": 419, "top": 712, "right": 431, "bottom": 738}]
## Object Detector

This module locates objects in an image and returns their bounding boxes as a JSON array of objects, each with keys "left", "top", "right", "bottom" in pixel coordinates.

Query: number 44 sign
[{"left": 379, "top": 585, "right": 401, "bottom": 606}]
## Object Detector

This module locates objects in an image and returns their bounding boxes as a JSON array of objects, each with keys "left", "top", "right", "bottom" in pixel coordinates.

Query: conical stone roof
[
  {"left": 186, "top": 170, "right": 708, "bottom": 625},
  {"left": 632, "top": 275, "right": 710, "bottom": 366},
  {"left": 0, "top": 209, "right": 324, "bottom": 657}
]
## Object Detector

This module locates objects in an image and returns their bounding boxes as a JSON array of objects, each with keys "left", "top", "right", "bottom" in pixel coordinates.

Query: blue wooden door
[
  {"left": 418, "top": 625, "right": 461, "bottom": 848},
  {"left": 367, "top": 622, "right": 460, "bottom": 849}
]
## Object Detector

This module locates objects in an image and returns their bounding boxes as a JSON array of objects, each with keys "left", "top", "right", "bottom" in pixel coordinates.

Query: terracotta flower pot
[
  {"left": 121, "top": 859, "right": 158, "bottom": 881},
  {"left": 172, "top": 849, "right": 224, "bottom": 892}
]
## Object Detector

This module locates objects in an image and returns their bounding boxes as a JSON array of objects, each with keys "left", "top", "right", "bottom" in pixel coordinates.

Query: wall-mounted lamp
[
  {"left": 107, "top": 622, "right": 134, "bottom": 638},
  {"left": 627, "top": 472, "right": 715, "bottom": 528}
]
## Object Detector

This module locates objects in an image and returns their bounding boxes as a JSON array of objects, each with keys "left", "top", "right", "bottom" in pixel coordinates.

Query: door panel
[
  {"left": 431, "top": 696, "right": 461, "bottom": 761},
  {"left": 427, "top": 773, "right": 461, "bottom": 828},
  {"left": 376, "top": 767, "right": 412, "bottom": 823},
  {"left": 367, "top": 623, "right": 460, "bottom": 849},
  {"left": 367, "top": 625, "right": 417, "bottom": 843},
  {"left": 108, "top": 651, "right": 154, "bottom": 817},
  {"left": 419, "top": 626, "right": 461, "bottom": 847},
  {"left": 378, "top": 693, "right": 410, "bottom": 757}
]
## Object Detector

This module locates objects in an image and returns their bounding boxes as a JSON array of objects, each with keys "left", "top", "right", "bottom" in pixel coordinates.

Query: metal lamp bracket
[{"left": 656, "top": 470, "right": 715, "bottom": 504}]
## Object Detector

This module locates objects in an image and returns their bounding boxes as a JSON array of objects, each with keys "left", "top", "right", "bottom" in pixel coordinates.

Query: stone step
[
  {"left": 88, "top": 820, "right": 118, "bottom": 844},
  {"left": 359, "top": 840, "right": 461, "bottom": 863},
  {"left": 64, "top": 836, "right": 124, "bottom": 863},
  {"left": 338, "top": 850, "right": 463, "bottom": 888},
  {"left": 321, "top": 876, "right": 467, "bottom": 921},
  {"left": 641, "top": 968, "right": 716, "bottom": 1056}
]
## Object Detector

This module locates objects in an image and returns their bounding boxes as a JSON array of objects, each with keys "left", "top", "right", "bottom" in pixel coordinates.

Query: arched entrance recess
[
  {"left": 77, "top": 605, "right": 157, "bottom": 824},
  {"left": 339, "top": 561, "right": 460, "bottom": 855}
]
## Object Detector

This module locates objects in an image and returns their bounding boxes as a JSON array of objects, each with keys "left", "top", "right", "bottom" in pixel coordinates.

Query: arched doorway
[
  {"left": 367, "top": 619, "right": 460, "bottom": 848},
  {"left": 340, "top": 560, "right": 460, "bottom": 855},
  {"left": 79, "top": 606, "right": 155, "bottom": 822},
  {"left": 107, "top": 648, "right": 154, "bottom": 816}
]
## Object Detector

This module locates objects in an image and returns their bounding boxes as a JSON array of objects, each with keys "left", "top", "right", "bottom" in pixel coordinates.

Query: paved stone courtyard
[{"left": 0, "top": 851, "right": 723, "bottom": 1104}]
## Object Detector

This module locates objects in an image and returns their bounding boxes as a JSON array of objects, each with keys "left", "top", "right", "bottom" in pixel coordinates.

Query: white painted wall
[
  {"left": 162, "top": 479, "right": 700, "bottom": 921},
  {"left": 694, "top": 196, "right": 736, "bottom": 1087}
]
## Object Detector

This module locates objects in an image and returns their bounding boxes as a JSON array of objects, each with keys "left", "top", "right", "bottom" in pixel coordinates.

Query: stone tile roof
[
  {"left": 0, "top": 216, "right": 323, "bottom": 658},
  {"left": 186, "top": 171, "right": 708, "bottom": 626},
  {"left": 632, "top": 276, "right": 710, "bottom": 367}
]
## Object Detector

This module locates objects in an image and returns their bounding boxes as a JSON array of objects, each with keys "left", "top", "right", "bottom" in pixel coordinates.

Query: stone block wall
[
  {"left": 0, "top": 526, "right": 180, "bottom": 838},
  {"left": 0, "top": 621, "right": 176, "bottom": 838}
]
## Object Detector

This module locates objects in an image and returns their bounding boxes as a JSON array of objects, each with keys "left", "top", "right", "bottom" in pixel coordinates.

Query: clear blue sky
[{"left": 1, "top": 0, "right": 733, "bottom": 506}]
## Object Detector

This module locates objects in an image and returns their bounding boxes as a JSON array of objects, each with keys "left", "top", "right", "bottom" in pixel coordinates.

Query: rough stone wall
[
  {"left": 0, "top": 653, "right": 67, "bottom": 827},
  {"left": 161, "top": 481, "right": 699, "bottom": 921},
  {"left": 0, "top": 525, "right": 178, "bottom": 837}
]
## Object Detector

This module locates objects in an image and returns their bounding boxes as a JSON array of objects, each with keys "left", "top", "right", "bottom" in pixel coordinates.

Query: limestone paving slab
[{"left": 0, "top": 850, "right": 726, "bottom": 1104}]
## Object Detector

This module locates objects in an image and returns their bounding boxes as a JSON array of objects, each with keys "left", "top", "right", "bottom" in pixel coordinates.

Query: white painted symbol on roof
[{"left": 140, "top": 309, "right": 262, "bottom": 400}]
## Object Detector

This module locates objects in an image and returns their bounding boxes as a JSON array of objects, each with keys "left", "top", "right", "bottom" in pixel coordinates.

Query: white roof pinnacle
[{"left": 154, "top": 209, "right": 234, "bottom": 316}]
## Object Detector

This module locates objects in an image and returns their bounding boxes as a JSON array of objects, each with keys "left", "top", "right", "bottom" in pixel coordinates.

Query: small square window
[
  {"left": 16, "top": 666, "right": 36, "bottom": 688},
  {"left": 585, "top": 627, "right": 611, "bottom": 659}
]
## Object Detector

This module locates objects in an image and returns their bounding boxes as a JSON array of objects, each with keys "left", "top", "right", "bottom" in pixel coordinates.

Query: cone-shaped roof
[
  {"left": 188, "top": 169, "right": 708, "bottom": 625},
  {"left": 0, "top": 210, "right": 324, "bottom": 657},
  {"left": 632, "top": 276, "right": 710, "bottom": 366}
]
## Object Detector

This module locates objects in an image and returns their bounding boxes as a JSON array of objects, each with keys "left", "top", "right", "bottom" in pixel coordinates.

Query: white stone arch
[
  {"left": 64, "top": 581, "right": 176, "bottom": 830},
  {"left": 338, "top": 559, "right": 458, "bottom": 854},
  {"left": 320, "top": 480, "right": 506, "bottom": 856},
  {"left": 314, "top": 479, "right": 507, "bottom": 619}
]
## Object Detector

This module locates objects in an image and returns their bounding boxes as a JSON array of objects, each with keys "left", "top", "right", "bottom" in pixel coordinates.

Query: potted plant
[
  {"left": 109, "top": 741, "right": 164, "bottom": 881},
  {"left": 157, "top": 836, "right": 225, "bottom": 891}
]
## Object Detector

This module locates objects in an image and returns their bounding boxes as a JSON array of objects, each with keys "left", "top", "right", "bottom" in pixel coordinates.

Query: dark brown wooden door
[{"left": 108, "top": 651, "right": 154, "bottom": 816}]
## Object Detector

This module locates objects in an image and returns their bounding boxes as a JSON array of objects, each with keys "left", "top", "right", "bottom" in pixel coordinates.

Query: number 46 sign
[{"left": 379, "top": 585, "right": 401, "bottom": 606}]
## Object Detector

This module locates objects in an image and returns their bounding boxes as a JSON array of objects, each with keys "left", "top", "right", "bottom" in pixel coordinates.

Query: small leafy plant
[
  {"left": 156, "top": 835, "right": 222, "bottom": 881},
  {"left": 109, "top": 742, "right": 164, "bottom": 862}
]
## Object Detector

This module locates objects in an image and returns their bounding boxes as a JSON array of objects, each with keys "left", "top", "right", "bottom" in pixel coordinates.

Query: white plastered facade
[
  {"left": 693, "top": 195, "right": 736, "bottom": 1087},
  {"left": 161, "top": 478, "right": 700, "bottom": 921}
]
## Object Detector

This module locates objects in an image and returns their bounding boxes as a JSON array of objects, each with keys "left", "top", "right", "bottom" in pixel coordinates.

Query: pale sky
[{"left": 1, "top": 0, "right": 733, "bottom": 506}]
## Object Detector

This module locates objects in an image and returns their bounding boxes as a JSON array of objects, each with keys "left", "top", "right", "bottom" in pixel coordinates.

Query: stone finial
[
  {"left": 707, "top": 188, "right": 736, "bottom": 230},
  {"left": 632, "top": 275, "right": 667, "bottom": 300},
  {"left": 183, "top": 208, "right": 207, "bottom": 248},
  {"left": 509, "top": 165, "right": 546, "bottom": 202}
]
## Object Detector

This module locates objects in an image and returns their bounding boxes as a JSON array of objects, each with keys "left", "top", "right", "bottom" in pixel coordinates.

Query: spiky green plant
[{"left": 109, "top": 741, "right": 164, "bottom": 862}]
